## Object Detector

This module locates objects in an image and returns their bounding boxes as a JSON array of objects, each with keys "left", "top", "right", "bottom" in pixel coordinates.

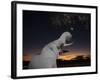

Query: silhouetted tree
[
  {"left": 72, "top": 55, "right": 85, "bottom": 61},
  {"left": 85, "top": 56, "right": 90, "bottom": 61}
]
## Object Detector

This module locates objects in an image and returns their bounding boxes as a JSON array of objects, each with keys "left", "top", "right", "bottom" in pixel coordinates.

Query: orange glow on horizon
[
  {"left": 58, "top": 51, "right": 90, "bottom": 61},
  {"left": 23, "top": 54, "right": 32, "bottom": 61},
  {"left": 23, "top": 51, "right": 90, "bottom": 61},
  {"left": 58, "top": 54, "right": 76, "bottom": 60}
]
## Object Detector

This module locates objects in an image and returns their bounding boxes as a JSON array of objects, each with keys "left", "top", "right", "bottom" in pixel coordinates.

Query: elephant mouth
[{"left": 59, "top": 52, "right": 64, "bottom": 55}]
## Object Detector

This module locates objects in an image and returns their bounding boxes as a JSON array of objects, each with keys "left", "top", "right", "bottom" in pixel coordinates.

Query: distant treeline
[{"left": 57, "top": 55, "right": 91, "bottom": 67}]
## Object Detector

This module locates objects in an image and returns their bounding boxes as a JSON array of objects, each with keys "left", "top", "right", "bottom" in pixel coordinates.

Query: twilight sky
[{"left": 23, "top": 10, "right": 91, "bottom": 61}]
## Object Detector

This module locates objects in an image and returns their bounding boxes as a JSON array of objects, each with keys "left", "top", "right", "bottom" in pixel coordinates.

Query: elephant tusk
[{"left": 64, "top": 42, "right": 73, "bottom": 46}]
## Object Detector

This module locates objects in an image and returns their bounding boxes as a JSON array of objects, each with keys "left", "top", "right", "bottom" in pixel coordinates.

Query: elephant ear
[{"left": 57, "top": 43, "right": 64, "bottom": 50}]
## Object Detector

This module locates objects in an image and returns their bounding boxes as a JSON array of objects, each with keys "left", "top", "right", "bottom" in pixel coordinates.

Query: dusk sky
[{"left": 23, "top": 10, "right": 91, "bottom": 61}]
